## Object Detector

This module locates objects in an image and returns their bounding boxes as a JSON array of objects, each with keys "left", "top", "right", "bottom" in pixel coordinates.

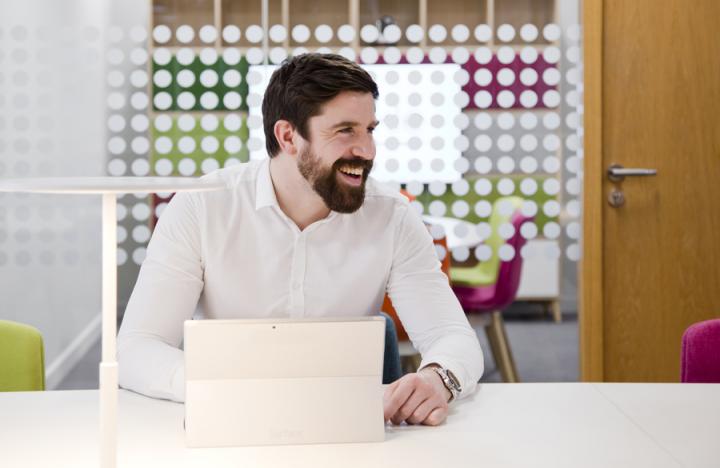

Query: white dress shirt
[{"left": 117, "top": 159, "right": 484, "bottom": 402}]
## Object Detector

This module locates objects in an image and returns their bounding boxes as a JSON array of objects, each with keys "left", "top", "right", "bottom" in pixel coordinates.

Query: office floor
[
  {"left": 479, "top": 307, "right": 579, "bottom": 383},
  {"left": 56, "top": 305, "right": 578, "bottom": 390}
]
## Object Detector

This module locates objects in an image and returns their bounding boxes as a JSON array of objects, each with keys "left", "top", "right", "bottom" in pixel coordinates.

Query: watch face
[{"left": 446, "top": 369, "right": 461, "bottom": 390}]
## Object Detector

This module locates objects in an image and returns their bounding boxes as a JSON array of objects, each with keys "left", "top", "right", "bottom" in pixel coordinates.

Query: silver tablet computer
[{"left": 184, "top": 316, "right": 386, "bottom": 447}]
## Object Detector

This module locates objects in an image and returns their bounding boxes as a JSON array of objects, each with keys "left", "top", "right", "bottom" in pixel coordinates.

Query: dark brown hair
[{"left": 262, "top": 53, "right": 379, "bottom": 157}]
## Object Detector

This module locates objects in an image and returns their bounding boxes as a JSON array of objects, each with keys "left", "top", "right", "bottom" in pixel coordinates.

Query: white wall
[{"left": 0, "top": 0, "right": 146, "bottom": 388}]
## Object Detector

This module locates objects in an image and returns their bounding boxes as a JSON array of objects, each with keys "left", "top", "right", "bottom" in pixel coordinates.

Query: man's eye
[
  {"left": 368, "top": 126, "right": 377, "bottom": 134},
  {"left": 339, "top": 128, "right": 353, "bottom": 134}
]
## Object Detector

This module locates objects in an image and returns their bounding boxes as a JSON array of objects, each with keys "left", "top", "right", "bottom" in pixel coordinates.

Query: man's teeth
[{"left": 339, "top": 165, "right": 363, "bottom": 176}]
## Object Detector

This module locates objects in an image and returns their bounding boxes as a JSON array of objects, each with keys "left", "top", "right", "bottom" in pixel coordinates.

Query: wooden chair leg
[
  {"left": 484, "top": 318, "right": 503, "bottom": 374},
  {"left": 551, "top": 300, "right": 562, "bottom": 323},
  {"left": 484, "top": 311, "right": 520, "bottom": 383}
]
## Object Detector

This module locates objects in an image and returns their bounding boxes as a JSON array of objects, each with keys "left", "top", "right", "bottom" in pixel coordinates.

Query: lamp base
[{"left": 99, "top": 362, "right": 117, "bottom": 468}]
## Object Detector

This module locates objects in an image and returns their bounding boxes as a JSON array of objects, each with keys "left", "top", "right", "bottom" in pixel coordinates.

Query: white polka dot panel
[{"left": 94, "top": 21, "right": 586, "bottom": 269}]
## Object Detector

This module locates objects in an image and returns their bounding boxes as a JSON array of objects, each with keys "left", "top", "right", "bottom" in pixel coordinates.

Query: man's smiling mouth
[{"left": 338, "top": 164, "right": 364, "bottom": 177}]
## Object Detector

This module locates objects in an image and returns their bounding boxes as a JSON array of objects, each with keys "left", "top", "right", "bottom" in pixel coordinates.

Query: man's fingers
[
  {"left": 386, "top": 376, "right": 402, "bottom": 393},
  {"left": 391, "top": 386, "right": 430, "bottom": 425},
  {"left": 383, "top": 373, "right": 451, "bottom": 425},
  {"left": 423, "top": 406, "right": 448, "bottom": 426},
  {"left": 383, "top": 377, "right": 415, "bottom": 421},
  {"left": 405, "top": 397, "right": 439, "bottom": 425}
]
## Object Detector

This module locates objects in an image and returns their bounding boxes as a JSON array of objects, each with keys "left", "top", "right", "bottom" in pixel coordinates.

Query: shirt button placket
[{"left": 290, "top": 233, "right": 307, "bottom": 318}]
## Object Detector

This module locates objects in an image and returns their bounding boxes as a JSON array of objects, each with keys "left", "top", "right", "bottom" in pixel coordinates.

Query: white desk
[
  {"left": 1, "top": 383, "right": 717, "bottom": 468},
  {"left": 0, "top": 177, "right": 225, "bottom": 468}
]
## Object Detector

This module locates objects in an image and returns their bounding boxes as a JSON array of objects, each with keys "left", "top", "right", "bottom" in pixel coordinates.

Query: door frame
[{"left": 580, "top": 0, "right": 604, "bottom": 381}]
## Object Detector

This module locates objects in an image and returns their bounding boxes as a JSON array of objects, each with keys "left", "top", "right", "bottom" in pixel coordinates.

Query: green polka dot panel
[
  {"left": 151, "top": 113, "right": 249, "bottom": 176},
  {"left": 152, "top": 52, "right": 249, "bottom": 112}
]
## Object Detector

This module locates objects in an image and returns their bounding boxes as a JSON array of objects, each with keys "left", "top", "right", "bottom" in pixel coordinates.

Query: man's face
[{"left": 296, "top": 91, "right": 378, "bottom": 213}]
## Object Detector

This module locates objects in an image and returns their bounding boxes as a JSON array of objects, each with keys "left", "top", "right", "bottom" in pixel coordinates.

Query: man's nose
[{"left": 351, "top": 133, "right": 375, "bottom": 160}]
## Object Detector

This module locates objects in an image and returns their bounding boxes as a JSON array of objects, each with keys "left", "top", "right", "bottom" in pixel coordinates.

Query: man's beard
[{"left": 297, "top": 146, "right": 373, "bottom": 214}]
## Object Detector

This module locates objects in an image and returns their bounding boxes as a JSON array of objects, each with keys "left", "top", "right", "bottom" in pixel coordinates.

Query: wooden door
[{"left": 581, "top": 0, "right": 720, "bottom": 381}]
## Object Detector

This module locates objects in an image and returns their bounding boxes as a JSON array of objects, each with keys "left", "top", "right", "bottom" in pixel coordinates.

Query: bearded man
[{"left": 118, "top": 53, "right": 483, "bottom": 426}]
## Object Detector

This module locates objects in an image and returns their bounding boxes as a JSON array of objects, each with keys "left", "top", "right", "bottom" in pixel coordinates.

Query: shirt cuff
[{"left": 418, "top": 355, "right": 482, "bottom": 400}]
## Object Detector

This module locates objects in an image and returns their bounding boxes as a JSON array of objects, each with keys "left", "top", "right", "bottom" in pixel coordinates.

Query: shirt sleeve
[
  {"left": 117, "top": 192, "right": 204, "bottom": 402},
  {"left": 386, "top": 203, "right": 484, "bottom": 398}
]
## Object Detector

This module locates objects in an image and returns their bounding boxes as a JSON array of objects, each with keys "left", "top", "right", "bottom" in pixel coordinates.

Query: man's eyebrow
[{"left": 330, "top": 120, "right": 380, "bottom": 129}]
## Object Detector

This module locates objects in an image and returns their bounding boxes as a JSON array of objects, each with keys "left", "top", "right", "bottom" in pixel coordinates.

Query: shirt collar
[{"left": 254, "top": 158, "right": 279, "bottom": 211}]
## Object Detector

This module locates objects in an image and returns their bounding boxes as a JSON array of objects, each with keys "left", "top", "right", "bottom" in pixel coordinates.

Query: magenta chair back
[
  {"left": 681, "top": 318, "right": 720, "bottom": 383},
  {"left": 452, "top": 211, "right": 534, "bottom": 311},
  {"left": 451, "top": 210, "right": 533, "bottom": 383},
  {"left": 489, "top": 211, "right": 533, "bottom": 309}
]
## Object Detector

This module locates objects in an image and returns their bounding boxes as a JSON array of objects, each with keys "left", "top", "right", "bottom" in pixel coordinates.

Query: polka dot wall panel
[
  {"left": 0, "top": 17, "right": 107, "bottom": 271},
  {"left": 112, "top": 21, "right": 583, "bottom": 267},
  {"left": 1, "top": 18, "right": 582, "bottom": 271}
]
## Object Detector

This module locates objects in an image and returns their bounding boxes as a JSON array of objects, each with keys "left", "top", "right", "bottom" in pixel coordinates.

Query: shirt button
[{"left": 293, "top": 282, "right": 301, "bottom": 290}]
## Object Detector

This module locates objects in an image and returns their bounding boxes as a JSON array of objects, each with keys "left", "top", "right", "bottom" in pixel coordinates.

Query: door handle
[{"left": 607, "top": 164, "right": 658, "bottom": 182}]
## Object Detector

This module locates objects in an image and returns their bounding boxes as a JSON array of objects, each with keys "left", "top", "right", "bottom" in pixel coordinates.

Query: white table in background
[
  {"left": 0, "top": 177, "right": 225, "bottom": 468},
  {"left": 422, "top": 215, "right": 481, "bottom": 250},
  {"left": 422, "top": 215, "right": 563, "bottom": 320},
  {"left": 1, "top": 383, "right": 717, "bottom": 468}
]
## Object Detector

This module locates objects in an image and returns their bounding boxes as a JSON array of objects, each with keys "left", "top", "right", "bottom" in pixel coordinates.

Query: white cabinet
[{"left": 516, "top": 239, "right": 562, "bottom": 321}]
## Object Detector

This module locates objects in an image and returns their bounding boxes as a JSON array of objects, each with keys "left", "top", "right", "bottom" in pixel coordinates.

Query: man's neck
[{"left": 268, "top": 155, "right": 331, "bottom": 231}]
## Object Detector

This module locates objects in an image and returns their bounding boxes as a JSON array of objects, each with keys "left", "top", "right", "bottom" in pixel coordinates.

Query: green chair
[
  {"left": 0, "top": 320, "right": 45, "bottom": 391},
  {"left": 450, "top": 196, "right": 524, "bottom": 287}
]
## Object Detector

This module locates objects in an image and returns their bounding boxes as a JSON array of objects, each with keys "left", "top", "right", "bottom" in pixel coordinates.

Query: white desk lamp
[{"left": 0, "top": 177, "right": 225, "bottom": 468}]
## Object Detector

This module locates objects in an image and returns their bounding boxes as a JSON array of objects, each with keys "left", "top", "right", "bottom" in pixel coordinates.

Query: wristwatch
[{"left": 432, "top": 367, "right": 462, "bottom": 403}]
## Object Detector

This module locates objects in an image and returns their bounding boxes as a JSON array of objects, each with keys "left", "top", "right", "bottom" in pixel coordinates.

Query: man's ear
[{"left": 273, "top": 120, "right": 298, "bottom": 156}]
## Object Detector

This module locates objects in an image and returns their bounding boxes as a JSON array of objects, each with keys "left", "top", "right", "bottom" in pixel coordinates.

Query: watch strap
[{"left": 433, "top": 367, "right": 461, "bottom": 402}]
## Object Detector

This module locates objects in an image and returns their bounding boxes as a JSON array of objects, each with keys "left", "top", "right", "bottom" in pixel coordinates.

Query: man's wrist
[{"left": 419, "top": 365, "right": 453, "bottom": 403}]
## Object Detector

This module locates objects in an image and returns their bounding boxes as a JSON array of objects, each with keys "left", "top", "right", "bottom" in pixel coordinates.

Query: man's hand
[{"left": 383, "top": 366, "right": 452, "bottom": 426}]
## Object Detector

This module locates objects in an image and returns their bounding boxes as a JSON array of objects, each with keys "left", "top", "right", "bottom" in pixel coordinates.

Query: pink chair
[
  {"left": 452, "top": 205, "right": 534, "bottom": 383},
  {"left": 681, "top": 318, "right": 720, "bottom": 383}
]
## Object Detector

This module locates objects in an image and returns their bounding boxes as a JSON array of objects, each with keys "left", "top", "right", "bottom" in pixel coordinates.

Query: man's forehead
[{"left": 314, "top": 92, "right": 376, "bottom": 125}]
